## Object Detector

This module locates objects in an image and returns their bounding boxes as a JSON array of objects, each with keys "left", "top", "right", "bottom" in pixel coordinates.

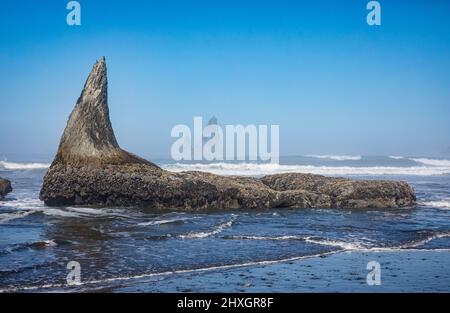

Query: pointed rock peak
[
  {"left": 82, "top": 56, "right": 107, "bottom": 96},
  {"left": 53, "top": 58, "right": 154, "bottom": 167}
]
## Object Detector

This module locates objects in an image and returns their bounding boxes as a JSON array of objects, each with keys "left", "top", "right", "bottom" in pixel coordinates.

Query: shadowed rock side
[
  {"left": 40, "top": 58, "right": 416, "bottom": 210},
  {"left": 0, "top": 177, "right": 12, "bottom": 200}
]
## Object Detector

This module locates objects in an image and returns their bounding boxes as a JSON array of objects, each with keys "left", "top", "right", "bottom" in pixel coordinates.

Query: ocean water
[{"left": 1, "top": 155, "right": 450, "bottom": 292}]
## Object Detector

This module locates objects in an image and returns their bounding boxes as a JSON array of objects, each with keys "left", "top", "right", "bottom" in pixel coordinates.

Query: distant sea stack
[
  {"left": 40, "top": 58, "right": 416, "bottom": 210},
  {"left": 0, "top": 177, "right": 12, "bottom": 200}
]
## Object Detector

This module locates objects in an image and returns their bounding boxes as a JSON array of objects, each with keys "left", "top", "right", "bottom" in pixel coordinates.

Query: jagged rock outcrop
[
  {"left": 40, "top": 58, "right": 416, "bottom": 210},
  {"left": 0, "top": 177, "right": 12, "bottom": 200},
  {"left": 261, "top": 174, "right": 416, "bottom": 209}
]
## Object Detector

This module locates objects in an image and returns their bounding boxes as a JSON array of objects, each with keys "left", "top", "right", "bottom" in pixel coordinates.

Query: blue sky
[{"left": 1, "top": 0, "right": 450, "bottom": 159}]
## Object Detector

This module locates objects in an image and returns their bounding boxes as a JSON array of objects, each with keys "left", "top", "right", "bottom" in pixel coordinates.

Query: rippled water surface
[{"left": 1, "top": 157, "right": 450, "bottom": 292}]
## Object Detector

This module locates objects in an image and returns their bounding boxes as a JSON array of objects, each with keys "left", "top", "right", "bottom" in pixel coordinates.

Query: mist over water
[
  {"left": 163, "top": 155, "right": 450, "bottom": 176},
  {"left": 1, "top": 155, "right": 450, "bottom": 292}
]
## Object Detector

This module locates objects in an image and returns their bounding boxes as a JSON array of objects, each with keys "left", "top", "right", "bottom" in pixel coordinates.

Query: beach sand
[{"left": 110, "top": 250, "right": 450, "bottom": 293}]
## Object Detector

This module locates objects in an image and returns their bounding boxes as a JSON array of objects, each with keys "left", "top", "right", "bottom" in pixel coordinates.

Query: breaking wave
[
  {"left": 0, "top": 161, "right": 50, "bottom": 170},
  {"left": 412, "top": 158, "right": 450, "bottom": 167},
  {"left": 224, "top": 235, "right": 369, "bottom": 250},
  {"left": 138, "top": 218, "right": 188, "bottom": 226},
  {"left": 2, "top": 156, "right": 450, "bottom": 176},
  {"left": 222, "top": 232, "right": 450, "bottom": 251},
  {"left": 303, "top": 237, "right": 367, "bottom": 250},
  {"left": 224, "top": 235, "right": 305, "bottom": 241},
  {"left": 0, "top": 198, "right": 131, "bottom": 222},
  {"left": 305, "top": 154, "right": 362, "bottom": 161},
  {"left": 395, "top": 232, "right": 450, "bottom": 249},
  {"left": 419, "top": 199, "right": 450, "bottom": 210},
  {"left": 179, "top": 219, "right": 235, "bottom": 239},
  {"left": 0, "top": 211, "right": 36, "bottom": 224},
  {"left": 163, "top": 162, "right": 450, "bottom": 176},
  {"left": 389, "top": 155, "right": 405, "bottom": 160}
]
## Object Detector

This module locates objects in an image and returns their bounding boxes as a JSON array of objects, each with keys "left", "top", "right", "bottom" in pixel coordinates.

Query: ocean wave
[
  {"left": 419, "top": 199, "right": 450, "bottom": 210},
  {"left": 2, "top": 231, "right": 450, "bottom": 292},
  {"left": 179, "top": 219, "right": 234, "bottom": 239},
  {"left": 41, "top": 209, "right": 86, "bottom": 218},
  {"left": 224, "top": 235, "right": 305, "bottom": 241},
  {"left": 303, "top": 236, "right": 366, "bottom": 250},
  {"left": 396, "top": 232, "right": 450, "bottom": 249},
  {"left": 163, "top": 162, "right": 450, "bottom": 176},
  {"left": 138, "top": 218, "right": 188, "bottom": 226},
  {"left": 389, "top": 155, "right": 405, "bottom": 160},
  {"left": 222, "top": 232, "right": 450, "bottom": 251},
  {"left": 305, "top": 154, "right": 362, "bottom": 161},
  {"left": 41, "top": 207, "right": 131, "bottom": 219},
  {"left": 0, "top": 210, "right": 36, "bottom": 224},
  {"left": 65, "top": 207, "right": 131, "bottom": 218},
  {"left": 0, "top": 161, "right": 50, "bottom": 170},
  {"left": 412, "top": 158, "right": 450, "bottom": 167},
  {"left": 0, "top": 198, "right": 45, "bottom": 210},
  {"left": 223, "top": 234, "right": 369, "bottom": 250},
  {"left": 0, "top": 198, "right": 131, "bottom": 221}
]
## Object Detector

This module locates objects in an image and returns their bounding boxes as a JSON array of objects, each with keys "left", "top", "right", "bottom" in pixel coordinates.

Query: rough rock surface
[
  {"left": 0, "top": 177, "right": 12, "bottom": 200},
  {"left": 261, "top": 174, "right": 416, "bottom": 209},
  {"left": 40, "top": 58, "right": 416, "bottom": 210}
]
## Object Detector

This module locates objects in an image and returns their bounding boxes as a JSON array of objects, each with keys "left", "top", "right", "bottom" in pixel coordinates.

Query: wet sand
[{"left": 111, "top": 249, "right": 450, "bottom": 293}]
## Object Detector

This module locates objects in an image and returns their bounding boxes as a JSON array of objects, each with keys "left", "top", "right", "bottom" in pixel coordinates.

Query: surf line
[
  {"left": 0, "top": 250, "right": 342, "bottom": 293},
  {"left": 2, "top": 247, "right": 450, "bottom": 293}
]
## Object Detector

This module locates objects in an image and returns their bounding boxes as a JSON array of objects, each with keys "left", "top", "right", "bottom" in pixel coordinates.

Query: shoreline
[
  {"left": 113, "top": 249, "right": 450, "bottom": 293},
  {"left": 3, "top": 249, "right": 450, "bottom": 293}
]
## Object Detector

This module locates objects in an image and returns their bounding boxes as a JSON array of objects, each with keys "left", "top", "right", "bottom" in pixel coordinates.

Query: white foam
[
  {"left": 398, "top": 232, "right": 450, "bottom": 249},
  {"left": 303, "top": 237, "right": 366, "bottom": 250},
  {"left": 179, "top": 219, "right": 234, "bottom": 239},
  {"left": 65, "top": 207, "right": 106, "bottom": 215},
  {"left": 365, "top": 232, "right": 450, "bottom": 252},
  {"left": 226, "top": 235, "right": 303, "bottom": 241},
  {"left": 65, "top": 207, "right": 130, "bottom": 218},
  {"left": 163, "top": 162, "right": 450, "bottom": 176},
  {"left": 2, "top": 232, "right": 450, "bottom": 293},
  {"left": 0, "top": 161, "right": 50, "bottom": 170},
  {"left": 42, "top": 209, "right": 83, "bottom": 218},
  {"left": 420, "top": 200, "right": 450, "bottom": 210},
  {"left": 0, "top": 210, "right": 36, "bottom": 224},
  {"left": 389, "top": 156, "right": 405, "bottom": 160},
  {"left": 0, "top": 198, "right": 45, "bottom": 210},
  {"left": 224, "top": 235, "right": 370, "bottom": 250},
  {"left": 41, "top": 207, "right": 130, "bottom": 218},
  {"left": 226, "top": 233, "right": 450, "bottom": 251},
  {"left": 138, "top": 218, "right": 187, "bottom": 226},
  {"left": 1, "top": 201, "right": 92, "bottom": 219},
  {"left": 0, "top": 198, "right": 130, "bottom": 219},
  {"left": 305, "top": 155, "right": 362, "bottom": 161},
  {"left": 412, "top": 158, "right": 450, "bottom": 167}
]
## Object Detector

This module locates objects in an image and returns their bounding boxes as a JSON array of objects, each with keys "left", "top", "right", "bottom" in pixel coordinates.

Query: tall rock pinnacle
[{"left": 53, "top": 57, "right": 150, "bottom": 166}]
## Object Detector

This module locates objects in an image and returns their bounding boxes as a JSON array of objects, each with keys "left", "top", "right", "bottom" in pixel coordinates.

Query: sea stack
[
  {"left": 0, "top": 177, "right": 12, "bottom": 200},
  {"left": 40, "top": 58, "right": 416, "bottom": 210},
  {"left": 51, "top": 57, "right": 151, "bottom": 167}
]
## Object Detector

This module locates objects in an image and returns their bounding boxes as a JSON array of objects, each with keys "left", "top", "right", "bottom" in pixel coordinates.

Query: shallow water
[{"left": 1, "top": 156, "right": 450, "bottom": 292}]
